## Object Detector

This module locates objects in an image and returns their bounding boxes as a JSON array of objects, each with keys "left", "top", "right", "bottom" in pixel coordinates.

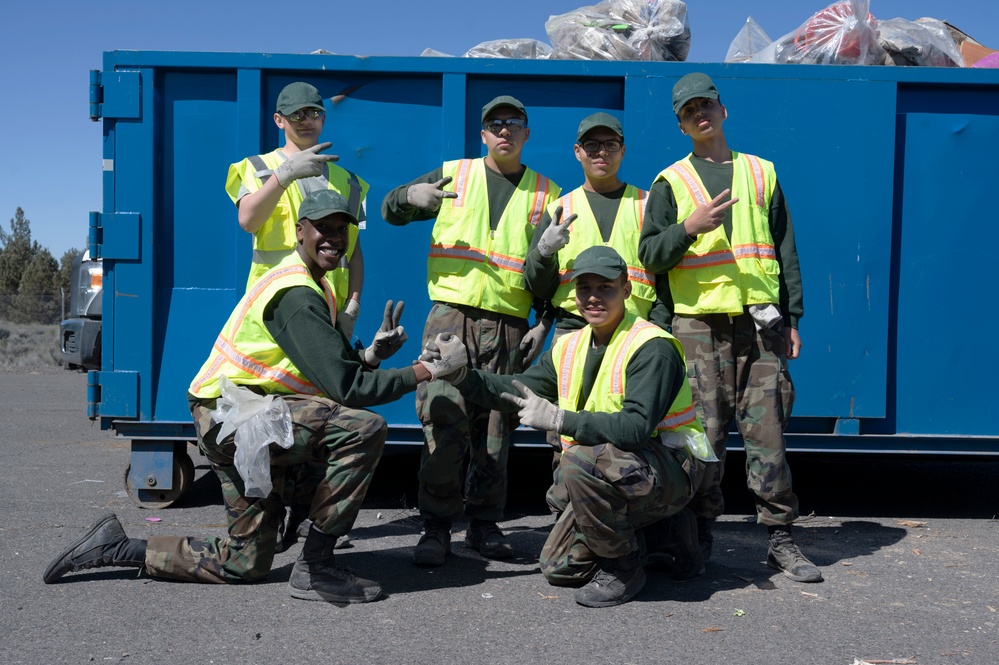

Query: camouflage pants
[
  {"left": 673, "top": 311, "right": 798, "bottom": 526},
  {"left": 145, "top": 394, "right": 386, "bottom": 584},
  {"left": 539, "top": 442, "right": 698, "bottom": 586},
  {"left": 415, "top": 302, "right": 528, "bottom": 522}
]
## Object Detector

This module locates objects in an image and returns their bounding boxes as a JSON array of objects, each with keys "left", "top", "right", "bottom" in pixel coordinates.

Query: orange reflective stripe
[
  {"left": 429, "top": 244, "right": 525, "bottom": 274},
  {"left": 558, "top": 331, "right": 584, "bottom": 401},
  {"left": 636, "top": 189, "right": 648, "bottom": 230},
  {"left": 627, "top": 266, "right": 654, "bottom": 286},
  {"left": 667, "top": 164, "right": 709, "bottom": 206},
  {"left": 676, "top": 249, "right": 737, "bottom": 269},
  {"left": 744, "top": 154, "right": 765, "bottom": 207},
  {"left": 451, "top": 159, "right": 473, "bottom": 207},
  {"left": 609, "top": 322, "right": 654, "bottom": 393},
  {"left": 190, "top": 353, "right": 226, "bottom": 394},
  {"left": 528, "top": 174, "right": 552, "bottom": 227},
  {"left": 213, "top": 336, "right": 319, "bottom": 395},
  {"left": 733, "top": 243, "right": 776, "bottom": 261},
  {"left": 656, "top": 403, "right": 697, "bottom": 431}
]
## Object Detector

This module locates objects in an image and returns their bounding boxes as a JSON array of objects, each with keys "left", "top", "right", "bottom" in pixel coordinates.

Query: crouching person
[
  {"left": 43, "top": 189, "right": 466, "bottom": 604},
  {"left": 424, "top": 246, "right": 716, "bottom": 607}
]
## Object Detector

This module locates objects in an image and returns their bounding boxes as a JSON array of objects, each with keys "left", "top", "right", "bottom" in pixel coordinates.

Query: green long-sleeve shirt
[
  {"left": 454, "top": 334, "right": 685, "bottom": 452},
  {"left": 638, "top": 154, "right": 804, "bottom": 328}
]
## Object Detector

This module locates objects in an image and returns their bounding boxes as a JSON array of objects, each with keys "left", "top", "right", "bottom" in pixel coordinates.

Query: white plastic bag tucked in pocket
[{"left": 211, "top": 376, "right": 294, "bottom": 498}]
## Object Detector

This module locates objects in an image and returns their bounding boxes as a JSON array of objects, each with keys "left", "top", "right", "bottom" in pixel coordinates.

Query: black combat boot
[
  {"left": 767, "top": 524, "right": 823, "bottom": 583},
  {"left": 465, "top": 519, "right": 513, "bottom": 560},
  {"left": 43, "top": 513, "right": 146, "bottom": 584},
  {"left": 664, "top": 508, "right": 706, "bottom": 581},
  {"left": 289, "top": 526, "right": 383, "bottom": 603},
  {"left": 574, "top": 550, "right": 647, "bottom": 608},
  {"left": 413, "top": 519, "right": 451, "bottom": 566},
  {"left": 639, "top": 509, "right": 705, "bottom": 581}
]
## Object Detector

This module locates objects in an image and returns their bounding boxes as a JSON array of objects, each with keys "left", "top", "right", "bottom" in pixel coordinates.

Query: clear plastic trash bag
[
  {"left": 211, "top": 376, "right": 294, "bottom": 498},
  {"left": 546, "top": 0, "right": 690, "bottom": 61}
]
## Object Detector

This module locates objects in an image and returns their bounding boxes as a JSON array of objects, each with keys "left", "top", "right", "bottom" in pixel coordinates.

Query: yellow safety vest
[
  {"left": 655, "top": 152, "right": 781, "bottom": 315},
  {"left": 226, "top": 148, "right": 369, "bottom": 306},
  {"left": 552, "top": 311, "right": 712, "bottom": 460},
  {"left": 549, "top": 185, "right": 655, "bottom": 319},
  {"left": 189, "top": 252, "right": 335, "bottom": 399},
  {"left": 427, "top": 158, "right": 560, "bottom": 319}
]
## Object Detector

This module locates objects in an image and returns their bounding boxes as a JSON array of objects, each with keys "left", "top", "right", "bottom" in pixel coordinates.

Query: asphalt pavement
[{"left": 2, "top": 368, "right": 997, "bottom": 665}]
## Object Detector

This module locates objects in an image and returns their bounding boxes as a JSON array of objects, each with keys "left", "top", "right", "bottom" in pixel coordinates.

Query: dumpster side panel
[
  {"left": 92, "top": 53, "right": 999, "bottom": 453},
  {"left": 895, "top": 110, "right": 998, "bottom": 435}
]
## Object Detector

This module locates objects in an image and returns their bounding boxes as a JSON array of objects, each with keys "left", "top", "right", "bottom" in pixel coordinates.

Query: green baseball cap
[
  {"left": 672, "top": 72, "right": 720, "bottom": 115},
  {"left": 577, "top": 112, "right": 623, "bottom": 141},
  {"left": 297, "top": 189, "right": 358, "bottom": 226},
  {"left": 481, "top": 95, "right": 527, "bottom": 122},
  {"left": 276, "top": 82, "right": 325, "bottom": 115},
  {"left": 572, "top": 246, "right": 627, "bottom": 281}
]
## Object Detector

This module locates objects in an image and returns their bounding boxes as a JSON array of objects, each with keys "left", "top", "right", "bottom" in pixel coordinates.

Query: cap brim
[
  {"left": 572, "top": 267, "right": 624, "bottom": 281},
  {"left": 301, "top": 210, "right": 359, "bottom": 225},
  {"left": 673, "top": 92, "right": 719, "bottom": 115}
]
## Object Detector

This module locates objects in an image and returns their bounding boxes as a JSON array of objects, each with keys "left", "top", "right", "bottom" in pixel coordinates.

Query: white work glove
[
  {"left": 519, "top": 318, "right": 553, "bottom": 369},
  {"left": 406, "top": 176, "right": 458, "bottom": 211},
  {"left": 537, "top": 206, "right": 577, "bottom": 258},
  {"left": 418, "top": 333, "right": 468, "bottom": 382},
  {"left": 274, "top": 142, "right": 339, "bottom": 188},
  {"left": 339, "top": 299, "right": 360, "bottom": 340},
  {"left": 363, "top": 300, "right": 408, "bottom": 367},
  {"left": 501, "top": 380, "right": 564, "bottom": 433}
]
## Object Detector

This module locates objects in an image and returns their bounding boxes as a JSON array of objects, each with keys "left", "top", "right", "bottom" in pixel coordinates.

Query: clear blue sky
[{"left": 2, "top": 0, "right": 996, "bottom": 259}]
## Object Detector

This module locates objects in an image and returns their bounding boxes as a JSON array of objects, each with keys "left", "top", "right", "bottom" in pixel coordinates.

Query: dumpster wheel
[{"left": 123, "top": 446, "right": 196, "bottom": 509}]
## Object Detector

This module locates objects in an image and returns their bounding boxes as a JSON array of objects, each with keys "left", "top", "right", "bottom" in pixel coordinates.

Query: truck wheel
[{"left": 123, "top": 446, "right": 196, "bottom": 509}]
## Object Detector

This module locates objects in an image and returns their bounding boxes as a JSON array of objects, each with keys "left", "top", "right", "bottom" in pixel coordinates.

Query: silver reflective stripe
[
  {"left": 248, "top": 155, "right": 271, "bottom": 184},
  {"left": 343, "top": 167, "right": 362, "bottom": 217}
]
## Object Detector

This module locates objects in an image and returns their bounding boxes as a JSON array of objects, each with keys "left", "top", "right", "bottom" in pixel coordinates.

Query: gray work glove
[
  {"left": 406, "top": 176, "right": 458, "bottom": 211},
  {"left": 339, "top": 298, "right": 360, "bottom": 340},
  {"left": 418, "top": 333, "right": 468, "bottom": 382},
  {"left": 748, "top": 304, "right": 782, "bottom": 332},
  {"left": 519, "top": 317, "right": 553, "bottom": 369},
  {"left": 274, "top": 142, "right": 339, "bottom": 188},
  {"left": 501, "top": 380, "right": 564, "bottom": 433},
  {"left": 364, "top": 301, "right": 407, "bottom": 367},
  {"left": 537, "top": 206, "right": 577, "bottom": 258}
]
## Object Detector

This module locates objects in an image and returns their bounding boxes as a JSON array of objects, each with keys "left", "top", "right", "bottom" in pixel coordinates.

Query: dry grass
[{"left": 0, "top": 320, "right": 63, "bottom": 370}]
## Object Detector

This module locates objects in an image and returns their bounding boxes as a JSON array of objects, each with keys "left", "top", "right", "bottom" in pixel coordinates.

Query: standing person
[
  {"left": 226, "top": 81, "right": 368, "bottom": 340},
  {"left": 381, "top": 95, "right": 560, "bottom": 566},
  {"left": 638, "top": 72, "right": 822, "bottom": 583},
  {"left": 426, "top": 246, "right": 713, "bottom": 607},
  {"left": 43, "top": 189, "right": 468, "bottom": 604}
]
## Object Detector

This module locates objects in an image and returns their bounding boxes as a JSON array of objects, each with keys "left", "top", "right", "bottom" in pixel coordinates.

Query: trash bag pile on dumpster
[{"left": 414, "top": 0, "right": 995, "bottom": 66}]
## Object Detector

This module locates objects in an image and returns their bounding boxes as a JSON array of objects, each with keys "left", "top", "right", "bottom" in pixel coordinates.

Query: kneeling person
[
  {"left": 43, "top": 189, "right": 465, "bottom": 604},
  {"left": 430, "top": 246, "right": 715, "bottom": 607}
]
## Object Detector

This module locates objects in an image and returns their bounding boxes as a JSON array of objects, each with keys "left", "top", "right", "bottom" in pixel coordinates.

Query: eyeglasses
[
  {"left": 482, "top": 118, "right": 527, "bottom": 134},
  {"left": 284, "top": 109, "right": 325, "bottom": 123},
  {"left": 579, "top": 139, "right": 623, "bottom": 153}
]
